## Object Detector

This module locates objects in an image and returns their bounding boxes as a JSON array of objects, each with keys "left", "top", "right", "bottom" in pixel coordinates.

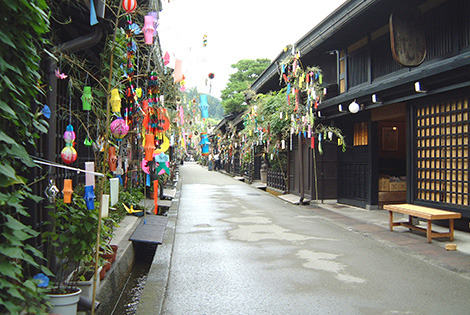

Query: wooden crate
[
  {"left": 398, "top": 181, "right": 406, "bottom": 191},
  {"left": 379, "top": 178, "right": 390, "bottom": 191}
]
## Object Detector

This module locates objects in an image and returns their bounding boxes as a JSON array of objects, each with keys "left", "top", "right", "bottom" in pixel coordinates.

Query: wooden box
[
  {"left": 379, "top": 178, "right": 390, "bottom": 191},
  {"left": 389, "top": 182, "right": 400, "bottom": 191},
  {"left": 398, "top": 181, "right": 406, "bottom": 191},
  {"left": 389, "top": 181, "right": 406, "bottom": 191}
]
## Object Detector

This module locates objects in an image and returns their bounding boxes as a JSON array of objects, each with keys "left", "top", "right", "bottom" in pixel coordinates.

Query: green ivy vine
[{"left": 0, "top": 0, "right": 53, "bottom": 313}]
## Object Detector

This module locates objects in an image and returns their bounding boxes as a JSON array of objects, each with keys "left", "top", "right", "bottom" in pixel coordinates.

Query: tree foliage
[
  {"left": 184, "top": 87, "right": 224, "bottom": 121},
  {"left": 220, "top": 58, "right": 271, "bottom": 115}
]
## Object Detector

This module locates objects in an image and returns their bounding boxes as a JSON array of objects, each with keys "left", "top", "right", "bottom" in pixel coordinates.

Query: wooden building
[{"left": 251, "top": 0, "right": 470, "bottom": 223}]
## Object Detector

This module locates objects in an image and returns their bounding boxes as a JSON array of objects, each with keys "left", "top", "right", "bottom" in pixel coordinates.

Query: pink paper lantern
[
  {"left": 122, "top": 0, "right": 137, "bottom": 13},
  {"left": 110, "top": 118, "right": 129, "bottom": 139},
  {"left": 61, "top": 125, "right": 77, "bottom": 164},
  {"left": 142, "top": 15, "right": 155, "bottom": 45},
  {"left": 63, "top": 130, "right": 76, "bottom": 144},
  {"left": 173, "top": 59, "right": 183, "bottom": 83}
]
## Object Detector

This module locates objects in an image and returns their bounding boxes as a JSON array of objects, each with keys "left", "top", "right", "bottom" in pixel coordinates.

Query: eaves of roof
[{"left": 251, "top": 0, "right": 379, "bottom": 93}]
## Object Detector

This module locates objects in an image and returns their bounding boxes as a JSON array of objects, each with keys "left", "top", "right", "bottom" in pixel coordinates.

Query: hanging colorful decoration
[
  {"left": 199, "top": 94, "right": 209, "bottom": 119},
  {"left": 110, "top": 178, "right": 119, "bottom": 206},
  {"left": 82, "top": 83, "right": 94, "bottom": 146},
  {"left": 122, "top": 13, "right": 140, "bottom": 121},
  {"left": 84, "top": 185, "right": 95, "bottom": 210},
  {"left": 55, "top": 68, "right": 68, "bottom": 79},
  {"left": 154, "top": 133, "right": 170, "bottom": 155},
  {"left": 85, "top": 162, "right": 95, "bottom": 187},
  {"left": 163, "top": 51, "right": 170, "bottom": 65},
  {"left": 122, "top": 0, "right": 137, "bottom": 13},
  {"left": 173, "top": 59, "right": 183, "bottom": 83},
  {"left": 149, "top": 11, "right": 159, "bottom": 36},
  {"left": 110, "top": 117, "right": 129, "bottom": 140},
  {"left": 155, "top": 152, "right": 170, "bottom": 175},
  {"left": 200, "top": 132, "right": 210, "bottom": 156},
  {"left": 61, "top": 125, "right": 77, "bottom": 165},
  {"left": 142, "top": 15, "right": 155, "bottom": 45},
  {"left": 89, "top": 0, "right": 98, "bottom": 25},
  {"left": 108, "top": 146, "right": 118, "bottom": 172},
  {"left": 63, "top": 179, "right": 73, "bottom": 204},
  {"left": 144, "top": 134, "right": 156, "bottom": 161},
  {"left": 110, "top": 88, "right": 121, "bottom": 113},
  {"left": 81, "top": 86, "right": 93, "bottom": 110},
  {"left": 154, "top": 107, "right": 170, "bottom": 133},
  {"left": 41, "top": 104, "right": 51, "bottom": 119}
]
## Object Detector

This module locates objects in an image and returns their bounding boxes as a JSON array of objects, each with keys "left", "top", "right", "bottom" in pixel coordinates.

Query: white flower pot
[
  {"left": 76, "top": 266, "right": 102, "bottom": 300},
  {"left": 47, "top": 287, "right": 81, "bottom": 315}
]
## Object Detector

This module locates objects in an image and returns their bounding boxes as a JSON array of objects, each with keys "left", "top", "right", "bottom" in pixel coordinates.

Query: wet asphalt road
[{"left": 161, "top": 162, "right": 470, "bottom": 314}]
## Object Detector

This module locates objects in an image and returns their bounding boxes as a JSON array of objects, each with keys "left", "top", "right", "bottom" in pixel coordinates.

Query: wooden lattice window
[
  {"left": 354, "top": 122, "right": 368, "bottom": 146},
  {"left": 415, "top": 99, "right": 469, "bottom": 206}
]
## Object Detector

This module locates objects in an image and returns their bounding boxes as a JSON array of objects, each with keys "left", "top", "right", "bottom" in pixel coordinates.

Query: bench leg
[
  {"left": 389, "top": 211, "right": 394, "bottom": 231},
  {"left": 449, "top": 219, "right": 454, "bottom": 242},
  {"left": 427, "top": 220, "right": 432, "bottom": 243}
]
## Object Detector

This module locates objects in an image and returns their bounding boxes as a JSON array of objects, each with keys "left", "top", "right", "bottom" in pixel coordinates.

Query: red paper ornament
[
  {"left": 155, "top": 108, "right": 170, "bottom": 132},
  {"left": 122, "top": 0, "right": 137, "bottom": 13}
]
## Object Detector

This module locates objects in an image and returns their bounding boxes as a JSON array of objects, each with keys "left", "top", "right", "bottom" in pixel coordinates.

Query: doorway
[{"left": 372, "top": 103, "right": 407, "bottom": 208}]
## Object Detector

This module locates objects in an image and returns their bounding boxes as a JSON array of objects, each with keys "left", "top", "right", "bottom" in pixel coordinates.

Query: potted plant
[{"left": 42, "top": 193, "right": 100, "bottom": 314}]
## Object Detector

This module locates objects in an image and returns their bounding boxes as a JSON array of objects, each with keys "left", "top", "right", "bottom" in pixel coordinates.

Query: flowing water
[{"left": 100, "top": 243, "right": 157, "bottom": 315}]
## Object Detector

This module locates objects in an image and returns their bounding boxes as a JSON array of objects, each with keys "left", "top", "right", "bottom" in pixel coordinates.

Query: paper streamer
[
  {"left": 110, "top": 178, "right": 119, "bottom": 206},
  {"left": 101, "top": 194, "right": 109, "bottom": 218},
  {"left": 85, "top": 162, "right": 95, "bottom": 187}
]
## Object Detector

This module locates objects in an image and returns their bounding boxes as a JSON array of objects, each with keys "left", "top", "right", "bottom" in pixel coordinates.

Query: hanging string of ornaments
[{"left": 278, "top": 47, "right": 346, "bottom": 154}]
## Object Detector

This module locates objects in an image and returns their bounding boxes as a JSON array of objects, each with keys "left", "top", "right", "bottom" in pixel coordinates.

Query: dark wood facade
[{"left": 252, "top": 0, "right": 470, "bottom": 221}]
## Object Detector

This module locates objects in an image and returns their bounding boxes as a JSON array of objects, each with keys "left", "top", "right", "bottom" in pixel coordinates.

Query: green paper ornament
[{"left": 81, "top": 86, "right": 93, "bottom": 110}]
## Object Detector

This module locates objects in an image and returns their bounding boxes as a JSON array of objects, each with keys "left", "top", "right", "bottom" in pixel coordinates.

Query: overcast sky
[{"left": 158, "top": 0, "right": 347, "bottom": 99}]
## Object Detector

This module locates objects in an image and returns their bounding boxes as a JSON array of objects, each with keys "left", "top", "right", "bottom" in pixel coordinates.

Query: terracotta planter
[
  {"left": 99, "top": 264, "right": 108, "bottom": 280},
  {"left": 100, "top": 246, "right": 116, "bottom": 264}
]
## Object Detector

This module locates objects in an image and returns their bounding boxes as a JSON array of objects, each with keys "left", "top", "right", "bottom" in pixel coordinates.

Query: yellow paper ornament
[{"left": 110, "top": 89, "right": 121, "bottom": 113}]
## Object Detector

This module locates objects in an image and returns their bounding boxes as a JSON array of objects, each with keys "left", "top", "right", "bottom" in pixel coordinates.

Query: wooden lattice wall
[{"left": 415, "top": 99, "right": 469, "bottom": 206}]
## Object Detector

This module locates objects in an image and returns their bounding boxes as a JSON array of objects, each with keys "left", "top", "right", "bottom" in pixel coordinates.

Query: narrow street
[{"left": 152, "top": 162, "right": 470, "bottom": 314}]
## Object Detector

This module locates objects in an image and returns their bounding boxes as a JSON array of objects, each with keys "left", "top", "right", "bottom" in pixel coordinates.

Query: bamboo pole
[{"left": 91, "top": 4, "right": 122, "bottom": 314}]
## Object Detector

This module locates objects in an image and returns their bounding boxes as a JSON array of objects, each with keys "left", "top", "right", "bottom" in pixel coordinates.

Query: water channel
[{"left": 98, "top": 243, "right": 157, "bottom": 314}]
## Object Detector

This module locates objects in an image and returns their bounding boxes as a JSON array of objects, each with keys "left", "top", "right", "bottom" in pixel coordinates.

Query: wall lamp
[
  {"left": 415, "top": 81, "right": 427, "bottom": 93},
  {"left": 372, "top": 94, "right": 382, "bottom": 104},
  {"left": 348, "top": 100, "right": 361, "bottom": 114}
]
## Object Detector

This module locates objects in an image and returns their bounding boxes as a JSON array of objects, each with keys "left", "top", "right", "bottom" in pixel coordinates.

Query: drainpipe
[{"left": 57, "top": 26, "right": 103, "bottom": 53}]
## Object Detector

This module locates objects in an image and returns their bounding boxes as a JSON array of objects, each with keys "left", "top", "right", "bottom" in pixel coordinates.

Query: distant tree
[
  {"left": 221, "top": 58, "right": 271, "bottom": 114},
  {"left": 183, "top": 87, "right": 224, "bottom": 121}
]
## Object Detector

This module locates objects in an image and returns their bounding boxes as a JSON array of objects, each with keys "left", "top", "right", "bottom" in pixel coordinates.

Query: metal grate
[
  {"left": 354, "top": 122, "right": 368, "bottom": 146},
  {"left": 415, "top": 99, "right": 470, "bottom": 206}
]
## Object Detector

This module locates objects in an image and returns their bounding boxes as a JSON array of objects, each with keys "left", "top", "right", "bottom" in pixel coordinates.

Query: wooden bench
[{"left": 384, "top": 204, "right": 461, "bottom": 243}]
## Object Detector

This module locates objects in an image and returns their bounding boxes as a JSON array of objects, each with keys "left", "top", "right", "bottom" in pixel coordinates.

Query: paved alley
[{"left": 138, "top": 162, "right": 470, "bottom": 314}]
